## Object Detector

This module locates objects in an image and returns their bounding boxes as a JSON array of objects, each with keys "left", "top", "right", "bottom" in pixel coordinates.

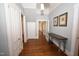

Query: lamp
[{"left": 41, "top": 3, "right": 44, "bottom": 10}]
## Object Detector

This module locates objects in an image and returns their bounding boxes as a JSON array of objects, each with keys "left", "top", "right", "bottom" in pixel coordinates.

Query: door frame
[
  {"left": 37, "top": 19, "right": 49, "bottom": 39},
  {"left": 71, "top": 4, "right": 79, "bottom": 56},
  {"left": 21, "top": 14, "right": 25, "bottom": 44},
  {"left": 22, "top": 15, "right": 27, "bottom": 43}
]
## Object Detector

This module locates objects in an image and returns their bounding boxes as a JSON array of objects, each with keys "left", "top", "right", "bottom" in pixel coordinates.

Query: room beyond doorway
[
  {"left": 38, "top": 20, "right": 49, "bottom": 39},
  {"left": 39, "top": 21, "right": 47, "bottom": 35}
]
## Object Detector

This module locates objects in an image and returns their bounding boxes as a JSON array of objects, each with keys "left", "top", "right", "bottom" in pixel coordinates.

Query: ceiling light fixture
[{"left": 41, "top": 3, "right": 44, "bottom": 10}]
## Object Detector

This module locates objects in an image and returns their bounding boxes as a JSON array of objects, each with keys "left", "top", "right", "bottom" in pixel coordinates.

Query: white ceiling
[
  {"left": 22, "top": 3, "right": 36, "bottom": 9},
  {"left": 21, "top": 3, "right": 61, "bottom": 16}
]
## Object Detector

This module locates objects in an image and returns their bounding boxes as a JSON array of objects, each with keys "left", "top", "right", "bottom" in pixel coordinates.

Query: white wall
[
  {"left": 0, "top": 3, "right": 9, "bottom": 56},
  {"left": 48, "top": 3, "right": 76, "bottom": 55}
]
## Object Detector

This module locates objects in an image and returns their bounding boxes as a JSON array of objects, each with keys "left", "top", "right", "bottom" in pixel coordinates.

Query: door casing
[{"left": 37, "top": 19, "right": 49, "bottom": 39}]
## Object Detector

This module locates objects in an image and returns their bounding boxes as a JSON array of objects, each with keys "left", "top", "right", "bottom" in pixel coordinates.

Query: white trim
[
  {"left": 27, "top": 35, "right": 38, "bottom": 39},
  {"left": 71, "top": 4, "right": 79, "bottom": 56},
  {"left": 23, "top": 16, "right": 28, "bottom": 42},
  {"left": 36, "top": 19, "right": 49, "bottom": 39}
]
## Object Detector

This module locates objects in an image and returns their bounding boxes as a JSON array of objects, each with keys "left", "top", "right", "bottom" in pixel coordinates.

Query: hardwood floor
[{"left": 19, "top": 32, "right": 67, "bottom": 56}]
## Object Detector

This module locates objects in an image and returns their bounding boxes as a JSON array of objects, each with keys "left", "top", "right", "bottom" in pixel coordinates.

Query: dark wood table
[{"left": 48, "top": 33, "right": 67, "bottom": 52}]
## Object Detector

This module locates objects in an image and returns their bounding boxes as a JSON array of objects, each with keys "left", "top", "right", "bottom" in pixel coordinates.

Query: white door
[
  {"left": 23, "top": 16, "right": 27, "bottom": 42},
  {"left": 27, "top": 22, "right": 37, "bottom": 39},
  {"left": 9, "top": 5, "right": 23, "bottom": 55}
]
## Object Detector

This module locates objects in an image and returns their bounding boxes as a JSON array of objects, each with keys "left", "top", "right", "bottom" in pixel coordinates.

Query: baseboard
[
  {"left": 27, "top": 36, "right": 38, "bottom": 39},
  {"left": 65, "top": 50, "right": 71, "bottom": 56},
  {"left": 27, "top": 37, "right": 38, "bottom": 39}
]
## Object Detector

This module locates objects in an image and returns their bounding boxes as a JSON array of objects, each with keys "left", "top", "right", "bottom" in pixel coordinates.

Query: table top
[{"left": 48, "top": 33, "right": 67, "bottom": 40}]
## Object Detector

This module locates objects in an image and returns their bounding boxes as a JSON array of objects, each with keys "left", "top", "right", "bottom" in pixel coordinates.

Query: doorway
[
  {"left": 39, "top": 21, "right": 46, "bottom": 35},
  {"left": 38, "top": 20, "right": 49, "bottom": 39},
  {"left": 21, "top": 14, "right": 24, "bottom": 44}
]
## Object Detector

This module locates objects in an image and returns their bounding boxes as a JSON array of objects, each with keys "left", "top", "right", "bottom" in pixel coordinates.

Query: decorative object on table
[
  {"left": 53, "top": 16, "right": 58, "bottom": 26},
  {"left": 59, "top": 12, "right": 68, "bottom": 26}
]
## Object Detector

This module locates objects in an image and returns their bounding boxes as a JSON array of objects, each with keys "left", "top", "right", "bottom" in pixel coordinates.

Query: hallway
[
  {"left": 19, "top": 32, "right": 66, "bottom": 56},
  {"left": 1, "top": 3, "right": 79, "bottom": 56}
]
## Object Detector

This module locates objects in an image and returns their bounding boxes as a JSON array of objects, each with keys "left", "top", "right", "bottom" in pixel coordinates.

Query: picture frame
[
  {"left": 59, "top": 12, "right": 68, "bottom": 26},
  {"left": 53, "top": 16, "right": 58, "bottom": 26}
]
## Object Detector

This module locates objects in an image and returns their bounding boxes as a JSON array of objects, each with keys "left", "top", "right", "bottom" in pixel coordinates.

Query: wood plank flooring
[{"left": 19, "top": 32, "right": 67, "bottom": 56}]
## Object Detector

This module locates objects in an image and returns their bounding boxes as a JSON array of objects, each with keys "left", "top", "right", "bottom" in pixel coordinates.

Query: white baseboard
[{"left": 65, "top": 50, "right": 71, "bottom": 56}]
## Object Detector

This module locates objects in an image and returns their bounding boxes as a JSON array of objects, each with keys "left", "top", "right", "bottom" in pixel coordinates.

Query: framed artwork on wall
[
  {"left": 53, "top": 16, "right": 58, "bottom": 26},
  {"left": 59, "top": 12, "right": 68, "bottom": 26}
]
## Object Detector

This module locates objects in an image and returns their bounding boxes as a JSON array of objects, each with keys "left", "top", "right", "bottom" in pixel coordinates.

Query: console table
[{"left": 48, "top": 33, "right": 67, "bottom": 52}]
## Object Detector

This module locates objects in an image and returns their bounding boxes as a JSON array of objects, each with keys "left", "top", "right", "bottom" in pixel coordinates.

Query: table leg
[
  {"left": 58, "top": 41, "right": 61, "bottom": 51},
  {"left": 49, "top": 36, "right": 50, "bottom": 44},
  {"left": 63, "top": 40, "right": 66, "bottom": 52}
]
